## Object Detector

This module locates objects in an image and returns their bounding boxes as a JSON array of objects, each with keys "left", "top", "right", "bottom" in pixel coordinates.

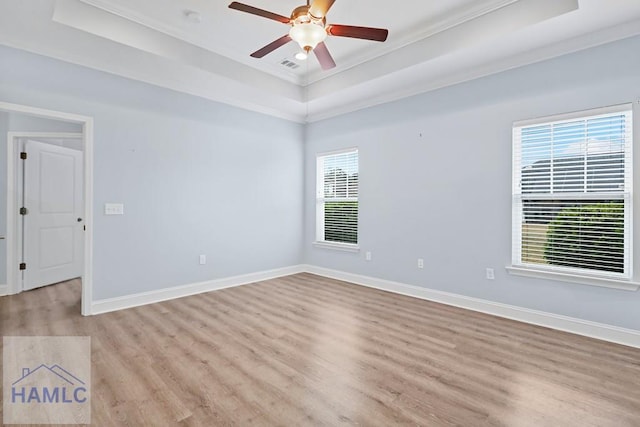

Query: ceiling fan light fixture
[
  {"left": 289, "top": 22, "right": 327, "bottom": 51},
  {"left": 295, "top": 51, "right": 308, "bottom": 60}
]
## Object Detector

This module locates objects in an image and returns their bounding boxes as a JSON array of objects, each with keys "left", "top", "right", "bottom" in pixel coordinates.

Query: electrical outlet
[
  {"left": 417, "top": 258, "right": 424, "bottom": 269},
  {"left": 199, "top": 255, "right": 206, "bottom": 265},
  {"left": 486, "top": 268, "right": 495, "bottom": 280},
  {"left": 365, "top": 251, "right": 372, "bottom": 261}
]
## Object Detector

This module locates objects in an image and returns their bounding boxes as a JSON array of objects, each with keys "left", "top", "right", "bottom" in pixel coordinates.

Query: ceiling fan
[{"left": 228, "top": 0, "right": 389, "bottom": 70}]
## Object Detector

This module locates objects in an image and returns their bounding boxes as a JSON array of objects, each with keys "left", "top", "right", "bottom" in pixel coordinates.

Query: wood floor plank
[{"left": 1, "top": 274, "right": 639, "bottom": 426}]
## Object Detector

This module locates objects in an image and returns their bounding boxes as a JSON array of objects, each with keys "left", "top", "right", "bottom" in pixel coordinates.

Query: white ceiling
[{"left": 1, "top": 0, "right": 639, "bottom": 122}]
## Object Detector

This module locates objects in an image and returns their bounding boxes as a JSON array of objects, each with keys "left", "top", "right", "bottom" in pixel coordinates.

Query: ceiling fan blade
[
  {"left": 327, "top": 24, "right": 389, "bottom": 42},
  {"left": 309, "top": 0, "right": 336, "bottom": 19},
  {"left": 250, "top": 35, "right": 292, "bottom": 58},
  {"left": 313, "top": 42, "right": 336, "bottom": 70},
  {"left": 228, "top": 2, "right": 290, "bottom": 24}
]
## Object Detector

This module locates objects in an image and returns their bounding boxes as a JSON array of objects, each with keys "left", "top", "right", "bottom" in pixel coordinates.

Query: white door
[{"left": 23, "top": 140, "right": 83, "bottom": 291}]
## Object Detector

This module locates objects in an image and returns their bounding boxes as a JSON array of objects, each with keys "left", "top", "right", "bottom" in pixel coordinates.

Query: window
[
  {"left": 316, "top": 149, "right": 358, "bottom": 248},
  {"left": 512, "top": 104, "right": 633, "bottom": 279}
]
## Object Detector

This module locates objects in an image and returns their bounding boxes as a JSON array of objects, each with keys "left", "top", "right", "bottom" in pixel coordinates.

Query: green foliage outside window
[
  {"left": 544, "top": 202, "right": 624, "bottom": 273},
  {"left": 324, "top": 201, "right": 358, "bottom": 244}
]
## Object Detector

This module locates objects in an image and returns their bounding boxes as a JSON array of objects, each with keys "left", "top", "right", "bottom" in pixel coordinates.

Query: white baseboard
[
  {"left": 91, "top": 265, "right": 305, "bottom": 315},
  {"left": 89, "top": 263, "right": 640, "bottom": 349},
  {"left": 0, "top": 284, "right": 8, "bottom": 297},
  {"left": 303, "top": 264, "right": 640, "bottom": 349}
]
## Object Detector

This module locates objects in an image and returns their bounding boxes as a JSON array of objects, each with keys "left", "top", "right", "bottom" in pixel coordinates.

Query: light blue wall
[
  {"left": 304, "top": 35, "right": 640, "bottom": 330},
  {"left": 2, "top": 36, "right": 640, "bottom": 330},
  {"left": 6, "top": 114, "right": 82, "bottom": 133},
  {"left": 0, "top": 45, "right": 304, "bottom": 299}
]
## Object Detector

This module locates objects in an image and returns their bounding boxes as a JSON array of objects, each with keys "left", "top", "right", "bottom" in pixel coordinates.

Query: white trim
[
  {"left": 0, "top": 102, "right": 94, "bottom": 315},
  {"left": 505, "top": 265, "right": 639, "bottom": 291},
  {"left": 91, "top": 265, "right": 305, "bottom": 315},
  {"left": 82, "top": 119, "right": 94, "bottom": 315},
  {"left": 316, "top": 147, "right": 359, "bottom": 157},
  {"left": 513, "top": 102, "right": 633, "bottom": 127},
  {"left": 82, "top": 262, "right": 640, "bottom": 348},
  {"left": 0, "top": 102, "right": 90, "bottom": 123},
  {"left": 315, "top": 149, "right": 359, "bottom": 246},
  {"left": 511, "top": 106, "right": 634, "bottom": 285},
  {"left": 306, "top": 19, "right": 640, "bottom": 123},
  {"left": 0, "top": 284, "right": 8, "bottom": 296},
  {"left": 6, "top": 131, "right": 19, "bottom": 296},
  {"left": 303, "top": 265, "right": 640, "bottom": 349},
  {"left": 6, "top": 132, "right": 83, "bottom": 296},
  {"left": 312, "top": 242, "right": 360, "bottom": 252}
]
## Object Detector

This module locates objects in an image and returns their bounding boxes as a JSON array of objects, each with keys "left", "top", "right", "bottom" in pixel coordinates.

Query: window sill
[
  {"left": 313, "top": 241, "right": 360, "bottom": 253},
  {"left": 506, "top": 265, "right": 639, "bottom": 291}
]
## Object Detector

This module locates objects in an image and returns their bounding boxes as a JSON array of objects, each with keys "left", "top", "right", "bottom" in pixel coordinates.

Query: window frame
[
  {"left": 314, "top": 147, "right": 359, "bottom": 251},
  {"left": 508, "top": 104, "right": 639, "bottom": 291}
]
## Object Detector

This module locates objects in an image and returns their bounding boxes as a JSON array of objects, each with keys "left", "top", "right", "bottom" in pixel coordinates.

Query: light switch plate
[{"left": 104, "top": 203, "right": 124, "bottom": 215}]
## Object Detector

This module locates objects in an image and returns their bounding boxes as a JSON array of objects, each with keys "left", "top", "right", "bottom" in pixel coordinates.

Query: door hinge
[
  {"left": 20, "top": 152, "right": 27, "bottom": 160},
  {"left": 19, "top": 262, "right": 26, "bottom": 270},
  {"left": 19, "top": 207, "right": 28, "bottom": 215}
]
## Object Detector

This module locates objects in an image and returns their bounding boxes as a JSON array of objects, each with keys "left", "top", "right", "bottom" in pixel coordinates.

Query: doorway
[
  {"left": 2, "top": 102, "right": 94, "bottom": 315},
  {"left": 17, "top": 136, "right": 84, "bottom": 291}
]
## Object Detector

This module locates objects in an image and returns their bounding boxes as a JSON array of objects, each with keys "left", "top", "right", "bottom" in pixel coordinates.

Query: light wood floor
[{"left": 1, "top": 273, "right": 640, "bottom": 426}]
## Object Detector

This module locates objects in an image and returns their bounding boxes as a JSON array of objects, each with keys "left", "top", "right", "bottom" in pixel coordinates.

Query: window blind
[
  {"left": 316, "top": 149, "right": 358, "bottom": 245},
  {"left": 513, "top": 105, "right": 632, "bottom": 277}
]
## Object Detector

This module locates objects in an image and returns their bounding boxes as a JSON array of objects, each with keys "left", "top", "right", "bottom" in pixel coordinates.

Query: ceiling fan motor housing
[{"left": 291, "top": 5, "right": 326, "bottom": 24}]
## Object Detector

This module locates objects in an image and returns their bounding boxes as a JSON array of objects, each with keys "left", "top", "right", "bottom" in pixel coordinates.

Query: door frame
[
  {"left": 2, "top": 102, "right": 94, "bottom": 316},
  {"left": 10, "top": 133, "right": 83, "bottom": 293}
]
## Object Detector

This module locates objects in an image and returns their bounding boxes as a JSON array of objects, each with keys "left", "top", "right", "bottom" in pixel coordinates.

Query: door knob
[{"left": 77, "top": 218, "right": 83, "bottom": 222}]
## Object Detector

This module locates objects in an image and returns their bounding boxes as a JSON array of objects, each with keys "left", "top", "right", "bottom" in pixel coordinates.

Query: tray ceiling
[{"left": 0, "top": 0, "right": 639, "bottom": 122}]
